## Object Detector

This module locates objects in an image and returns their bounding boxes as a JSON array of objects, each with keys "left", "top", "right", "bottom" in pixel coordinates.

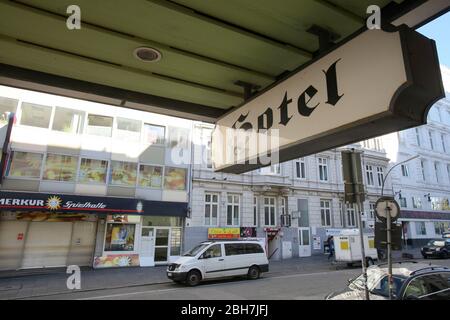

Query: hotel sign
[{"left": 212, "top": 26, "right": 444, "bottom": 174}]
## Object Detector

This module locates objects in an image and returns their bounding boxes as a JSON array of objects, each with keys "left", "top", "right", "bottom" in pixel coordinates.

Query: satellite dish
[{"left": 375, "top": 196, "right": 400, "bottom": 222}]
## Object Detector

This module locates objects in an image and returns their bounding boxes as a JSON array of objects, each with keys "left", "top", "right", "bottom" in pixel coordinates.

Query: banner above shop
[
  {"left": 212, "top": 26, "right": 445, "bottom": 174},
  {"left": 208, "top": 227, "right": 257, "bottom": 240},
  {"left": 0, "top": 191, "right": 188, "bottom": 217}
]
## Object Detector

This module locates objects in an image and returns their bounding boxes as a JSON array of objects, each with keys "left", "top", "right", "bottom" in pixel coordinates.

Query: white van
[{"left": 167, "top": 240, "right": 269, "bottom": 286}]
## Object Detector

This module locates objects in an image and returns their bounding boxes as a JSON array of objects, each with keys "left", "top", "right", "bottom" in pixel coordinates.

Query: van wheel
[
  {"left": 186, "top": 270, "right": 201, "bottom": 286},
  {"left": 248, "top": 266, "right": 260, "bottom": 280}
]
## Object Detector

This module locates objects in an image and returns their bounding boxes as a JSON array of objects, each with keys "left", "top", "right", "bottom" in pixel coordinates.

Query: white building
[{"left": 382, "top": 93, "right": 450, "bottom": 247}]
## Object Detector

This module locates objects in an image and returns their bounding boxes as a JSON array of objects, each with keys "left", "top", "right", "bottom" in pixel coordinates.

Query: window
[
  {"left": 280, "top": 198, "right": 286, "bottom": 216},
  {"left": 369, "top": 202, "right": 376, "bottom": 219},
  {"left": 43, "top": 154, "right": 78, "bottom": 182},
  {"left": 109, "top": 161, "right": 137, "bottom": 186},
  {"left": 403, "top": 273, "right": 450, "bottom": 300},
  {"left": 399, "top": 197, "right": 407, "bottom": 208},
  {"left": 164, "top": 167, "right": 187, "bottom": 190},
  {"left": 412, "top": 197, "right": 422, "bottom": 209},
  {"left": 104, "top": 223, "right": 136, "bottom": 251},
  {"left": 227, "top": 194, "right": 240, "bottom": 226},
  {"left": 420, "top": 160, "right": 426, "bottom": 181},
  {"left": 143, "top": 123, "right": 165, "bottom": 145},
  {"left": 260, "top": 164, "right": 280, "bottom": 175},
  {"left": 20, "top": 102, "right": 52, "bottom": 128},
  {"left": 401, "top": 164, "right": 409, "bottom": 177},
  {"left": 138, "top": 164, "right": 163, "bottom": 188},
  {"left": 415, "top": 128, "right": 421, "bottom": 146},
  {"left": 346, "top": 203, "right": 356, "bottom": 227},
  {"left": 318, "top": 157, "right": 328, "bottom": 182},
  {"left": 7, "top": 151, "right": 43, "bottom": 179},
  {"left": 441, "top": 134, "right": 447, "bottom": 153},
  {"left": 264, "top": 197, "right": 276, "bottom": 226},
  {"left": 224, "top": 243, "right": 246, "bottom": 256},
  {"left": 79, "top": 158, "right": 108, "bottom": 184},
  {"left": 447, "top": 165, "right": 450, "bottom": 184},
  {"left": 203, "top": 244, "right": 222, "bottom": 258},
  {"left": 429, "top": 130, "right": 434, "bottom": 150},
  {"left": 366, "top": 165, "right": 374, "bottom": 186},
  {"left": 371, "top": 276, "right": 405, "bottom": 298},
  {"left": 434, "top": 222, "right": 449, "bottom": 235},
  {"left": 253, "top": 197, "right": 258, "bottom": 226},
  {"left": 376, "top": 167, "right": 384, "bottom": 187},
  {"left": 116, "top": 117, "right": 141, "bottom": 140},
  {"left": 52, "top": 107, "right": 84, "bottom": 134},
  {"left": 168, "top": 127, "right": 190, "bottom": 149},
  {"left": 204, "top": 193, "right": 219, "bottom": 226},
  {"left": 295, "top": 158, "right": 306, "bottom": 179},
  {"left": 320, "top": 200, "right": 332, "bottom": 227},
  {"left": 245, "top": 243, "right": 264, "bottom": 254},
  {"left": 434, "top": 162, "right": 440, "bottom": 183},
  {"left": 415, "top": 222, "right": 427, "bottom": 236},
  {"left": 87, "top": 114, "right": 113, "bottom": 137},
  {"left": 0, "top": 97, "right": 18, "bottom": 124}
]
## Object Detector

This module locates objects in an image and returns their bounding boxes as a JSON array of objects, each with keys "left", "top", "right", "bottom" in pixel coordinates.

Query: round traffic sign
[{"left": 375, "top": 197, "right": 400, "bottom": 221}]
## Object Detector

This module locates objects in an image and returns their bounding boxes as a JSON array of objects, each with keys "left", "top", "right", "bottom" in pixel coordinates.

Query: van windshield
[{"left": 183, "top": 243, "right": 210, "bottom": 257}]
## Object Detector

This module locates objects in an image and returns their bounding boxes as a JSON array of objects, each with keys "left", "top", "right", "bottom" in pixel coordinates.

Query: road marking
[{"left": 78, "top": 269, "right": 358, "bottom": 300}]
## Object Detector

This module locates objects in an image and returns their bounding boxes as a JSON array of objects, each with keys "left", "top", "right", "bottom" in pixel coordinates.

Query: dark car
[
  {"left": 421, "top": 239, "right": 450, "bottom": 259},
  {"left": 326, "top": 262, "right": 450, "bottom": 300}
]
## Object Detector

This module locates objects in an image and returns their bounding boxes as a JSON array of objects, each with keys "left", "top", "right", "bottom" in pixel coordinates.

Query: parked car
[
  {"left": 167, "top": 240, "right": 269, "bottom": 286},
  {"left": 325, "top": 261, "right": 450, "bottom": 300},
  {"left": 443, "top": 232, "right": 450, "bottom": 239},
  {"left": 421, "top": 239, "right": 450, "bottom": 259}
]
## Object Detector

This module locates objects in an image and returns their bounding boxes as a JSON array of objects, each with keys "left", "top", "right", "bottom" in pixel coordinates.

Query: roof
[
  {"left": 0, "top": 0, "right": 448, "bottom": 122},
  {"left": 373, "top": 261, "right": 449, "bottom": 277}
]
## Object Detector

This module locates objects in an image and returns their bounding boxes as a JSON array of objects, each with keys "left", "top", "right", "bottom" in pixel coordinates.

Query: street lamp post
[{"left": 380, "top": 154, "right": 419, "bottom": 300}]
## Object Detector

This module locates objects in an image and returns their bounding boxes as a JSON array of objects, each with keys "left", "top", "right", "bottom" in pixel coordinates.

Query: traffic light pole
[{"left": 386, "top": 203, "right": 393, "bottom": 300}]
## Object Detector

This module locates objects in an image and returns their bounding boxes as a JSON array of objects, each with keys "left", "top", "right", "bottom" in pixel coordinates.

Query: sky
[{"left": 418, "top": 11, "right": 450, "bottom": 92}]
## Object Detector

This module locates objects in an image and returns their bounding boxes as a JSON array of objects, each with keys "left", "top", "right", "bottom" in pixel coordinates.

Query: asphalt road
[{"left": 23, "top": 258, "right": 450, "bottom": 300}]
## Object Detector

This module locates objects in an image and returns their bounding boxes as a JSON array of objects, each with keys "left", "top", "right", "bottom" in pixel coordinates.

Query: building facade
[
  {"left": 186, "top": 122, "right": 391, "bottom": 260},
  {"left": 0, "top": 85, "right": 191, "bottom": 270},
  {"left": 382, "top": 93, "right": 450, "bottom": 247}
]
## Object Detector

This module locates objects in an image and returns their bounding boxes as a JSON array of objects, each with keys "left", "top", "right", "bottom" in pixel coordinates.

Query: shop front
[{"left": 0, "top": 191, "right": 187, "bottom": 270}]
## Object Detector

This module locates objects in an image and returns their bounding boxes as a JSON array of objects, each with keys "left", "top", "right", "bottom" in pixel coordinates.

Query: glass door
[
  {"left": 140, "top": 227, "right": 155, "bottom": 266},
  {"left": 154, "top": 228, "right": 170, "bottom": 264},
  {"left": 298, "top": 227, "right": 311, "bottom": 257}
]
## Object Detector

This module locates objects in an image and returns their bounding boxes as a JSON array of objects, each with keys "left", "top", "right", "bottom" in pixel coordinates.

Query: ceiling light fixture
[{"left": 133, "top": 47, "right": 162, "bottom": 62}]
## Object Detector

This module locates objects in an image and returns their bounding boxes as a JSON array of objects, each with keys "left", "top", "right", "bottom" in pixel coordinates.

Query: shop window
[
  {"left": 434, "top": 222, "right": 449, "bottom": 236},
  {"left": 142, "top": 216, "right": 182, "bottom": 227},
  {"left": 143, "top": 123, "right": 165, "bottom": 145},
  {"left": 116, "top": 117, "right": 141, "bottom": 140},
  {"left": 7, "top": 151, "right": 43, "bottom": 179},
  {"left": 164, "top": 167, "right": 187, "bottom": 190},
  {"left": 170, "top": 228, "right": 182, "bottom": 256},
  {"left": 138, "top": 164, "right": 163, "bottom": 188},
  {"left": 78, "top": 158, "right": 108, "bottom": 183},
  {"left": 52, "top": 107, "right": 84, "bottom": 134},
  {"left": 109, "top": 161, "right": 137, "bottom": 186},
  {"left": 415, "top": 222, "right": 427, "bottom": 236},
  {"left": 87, "top": 114, "right": 113, "bottom": 137},
  {"left": 0, "top": 96, "right": 18, "bottom": 123},
  {"left": 104, "top": 223, "right": 136, "bottom": 252},
  {"left": 20, "top": 102, "right": 52, "bottom": 128},
  {"left": 43, "top": 153, "right": 78, "bottom": 182}
]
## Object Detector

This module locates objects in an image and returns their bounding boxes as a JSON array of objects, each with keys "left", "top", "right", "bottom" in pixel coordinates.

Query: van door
[
  {"left": 200, "top": 244, "right": 225, "bottom": 279},
  {"left": 223, "top": 243, "right": 248, "bottom": 277}
]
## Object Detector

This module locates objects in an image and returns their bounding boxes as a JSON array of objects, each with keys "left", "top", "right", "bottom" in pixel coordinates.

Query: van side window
[
  {"left": 225, "top": 243, "right": 245, "bottom": 256},
  {"left": 245, "top": 243, "right": 264, "bottom": 254},
  {"left": 203, "top": 244, "right": 222, "bottom": 258}
]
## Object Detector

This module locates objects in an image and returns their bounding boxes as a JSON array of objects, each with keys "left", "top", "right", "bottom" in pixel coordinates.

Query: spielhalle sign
[{"left": 212, "top": 26, "right": 445, "bottom": 174}]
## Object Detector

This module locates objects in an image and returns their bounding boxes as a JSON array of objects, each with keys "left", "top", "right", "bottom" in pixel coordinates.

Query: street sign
[
  {"left": 212, "top": 26, "right": 444, "bottom": 174},
  {"left": 374, "top": 221, "right": 403, "bottom": 251},
  {"left": 375, "top": 197, "right": 400, "bottom": 222}
]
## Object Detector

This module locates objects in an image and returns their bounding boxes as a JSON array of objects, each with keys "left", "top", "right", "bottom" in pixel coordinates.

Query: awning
[
  {"left": 0, "top": 0, "right": 448, "bottom": 122},
  {"left": 0, "top": 191, "right": 188, "bottom": 217}
]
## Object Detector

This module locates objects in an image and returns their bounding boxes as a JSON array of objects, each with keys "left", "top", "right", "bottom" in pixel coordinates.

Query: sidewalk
[{"left": 0, "top": 250, "right": 421, "bottom": 300}]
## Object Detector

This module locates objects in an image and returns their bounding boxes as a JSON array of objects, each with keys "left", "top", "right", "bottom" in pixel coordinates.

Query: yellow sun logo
[{"left": 46, "top": 196, "right": 62, "bottom": 210}]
